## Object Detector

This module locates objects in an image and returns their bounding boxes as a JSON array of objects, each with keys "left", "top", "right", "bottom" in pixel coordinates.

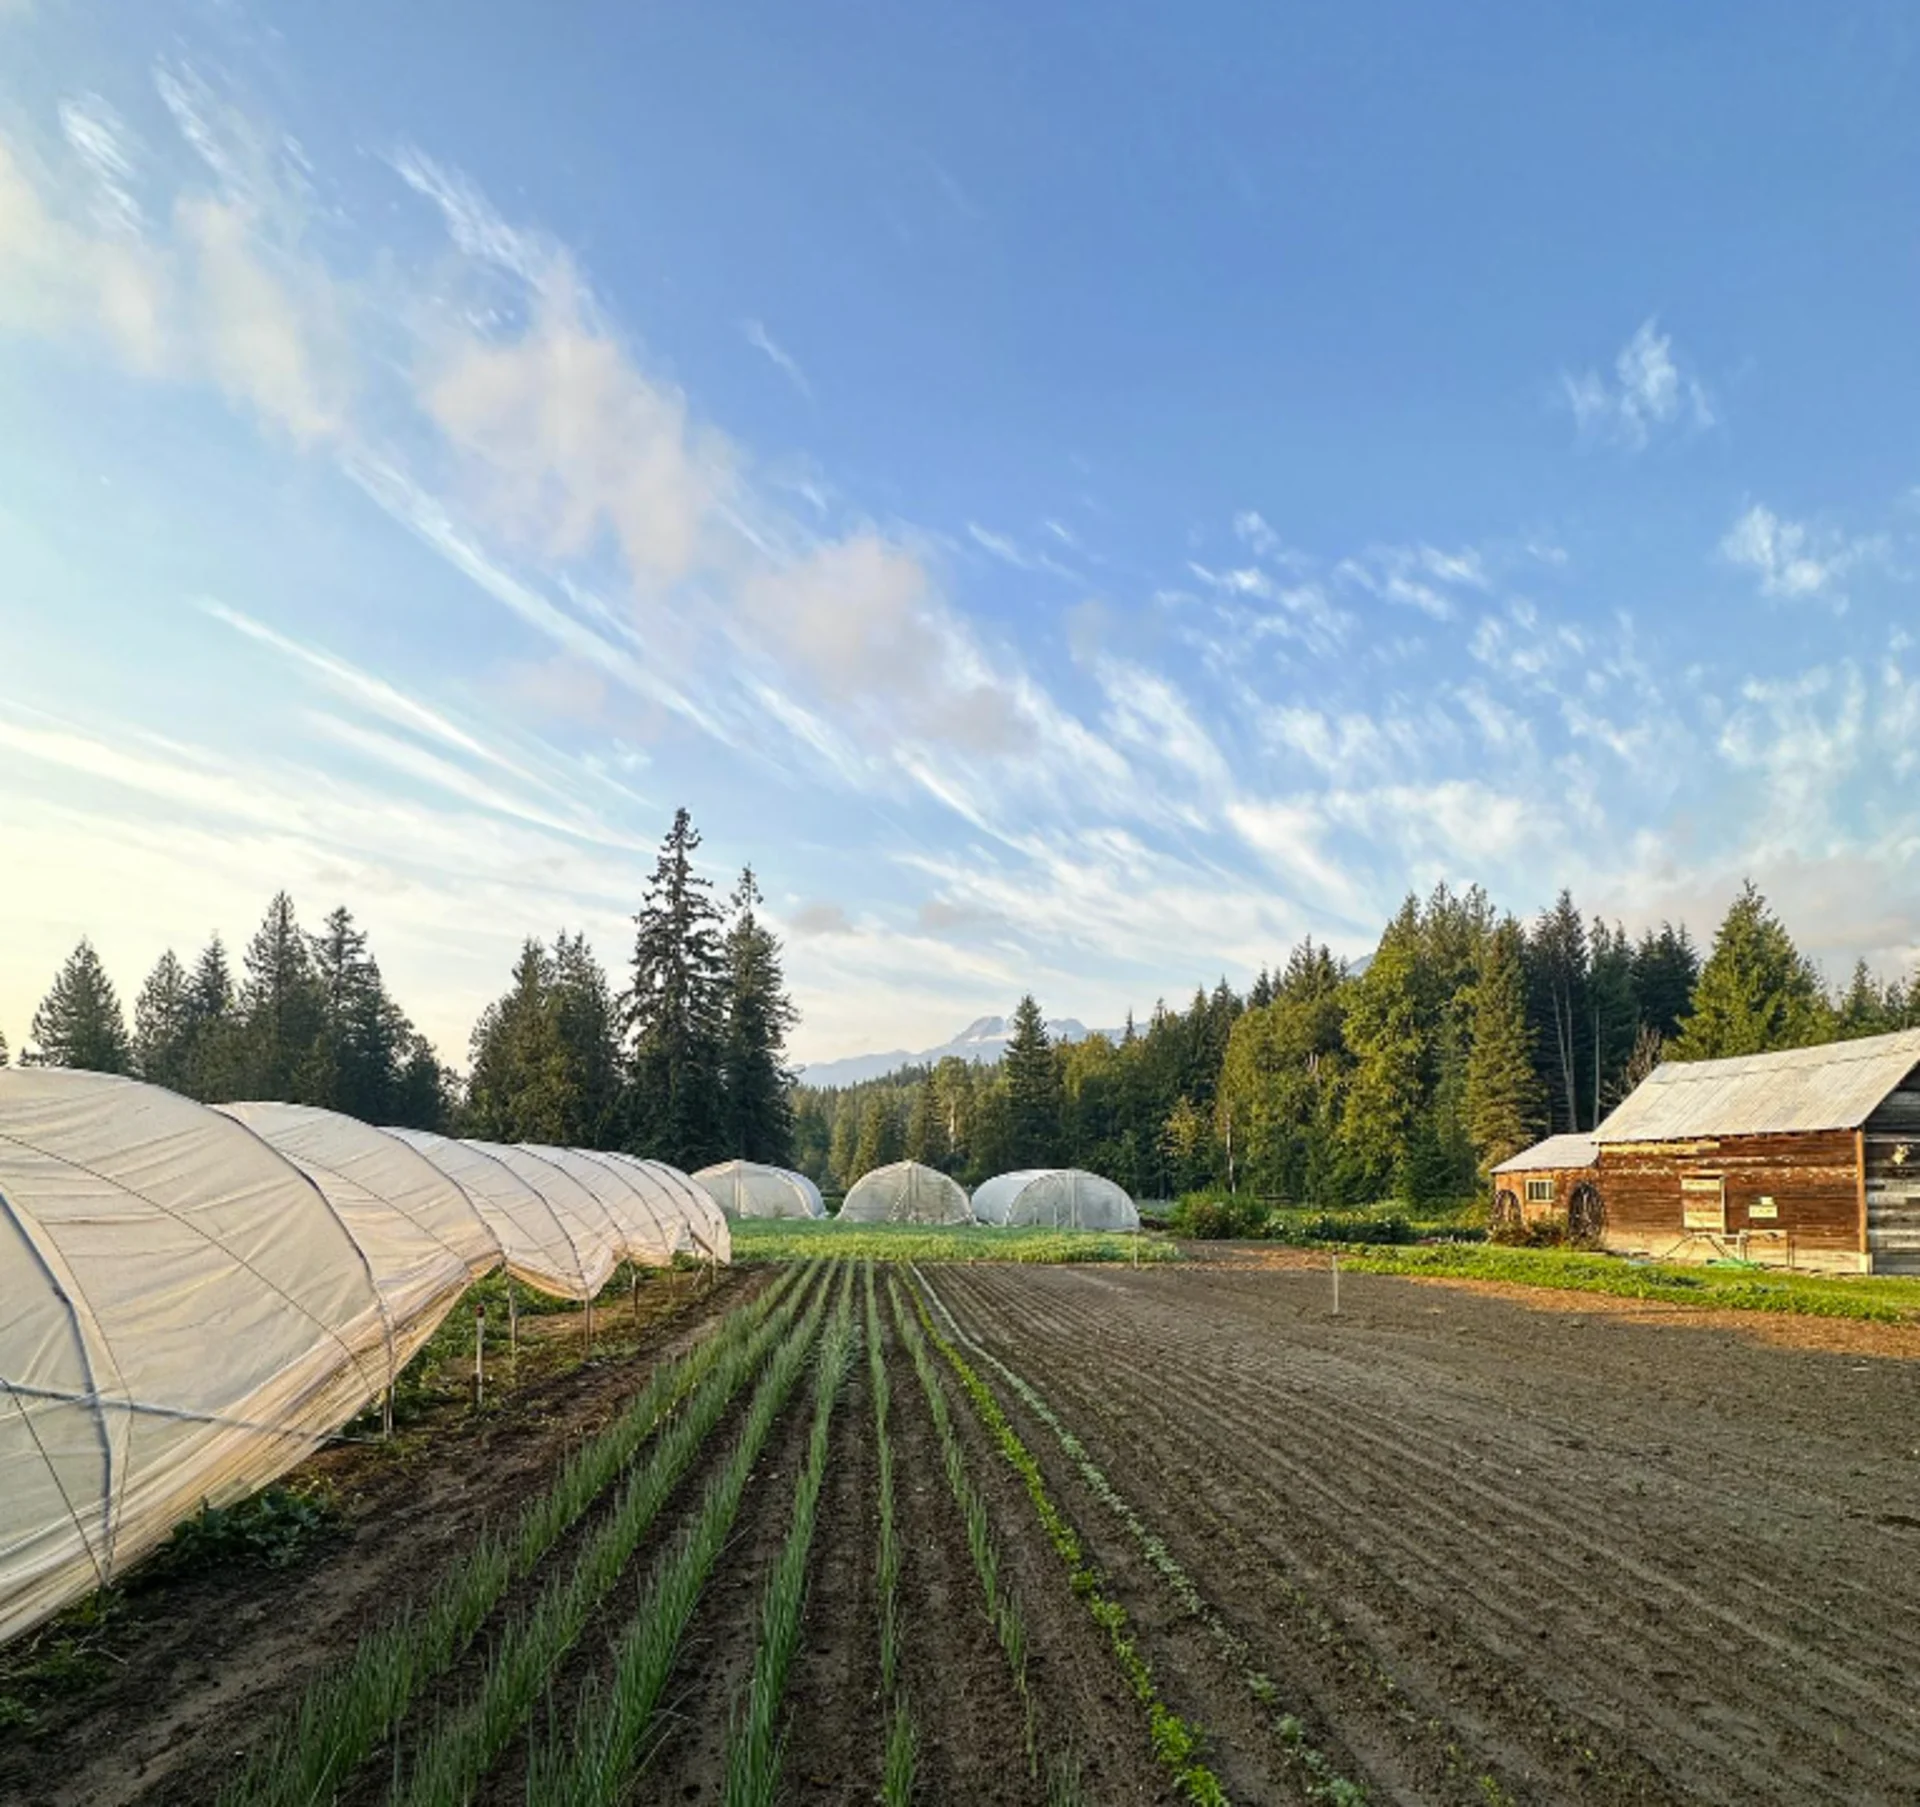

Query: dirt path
[
  {"left": 934, "top": 1263, "right": 1920, "bottom": 1807},
  {"left": 0, "top": 1269, "right": 761, "bottom": 1807}
]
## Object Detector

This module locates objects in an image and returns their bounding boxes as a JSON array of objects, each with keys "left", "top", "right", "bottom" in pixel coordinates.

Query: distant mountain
[{"left": 797, "top": 1014, "right": 1116, "bottom": 1088}]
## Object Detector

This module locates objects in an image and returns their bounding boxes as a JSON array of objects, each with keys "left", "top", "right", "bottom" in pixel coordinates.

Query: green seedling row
[
  {"left": 526, "top": 1272, "right": 835, "bottom": 1807},
  {"left": 387, "top": 1264, "right": 825, "bottom": 1807},
  {"left": 887, "top": 1273, "right": 1034, "bottom": 1766},
  {"left": 221, "top": 1265, "right": 805, "bottom": 1807},
  {"left": 907, "top": 1280, "right": 1230, "bottom": 1807},
  {"left": 867, "top": 1260, "right": 915, "bottom": 1807},
  {"left": 721, "top": 1265, "right": 858, "bottom": 1807}
]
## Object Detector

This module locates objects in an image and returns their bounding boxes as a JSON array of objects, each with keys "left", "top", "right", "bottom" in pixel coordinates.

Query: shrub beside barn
[{"left": 1492, "top": 1028, "right": 1920, "bottom": 1273}]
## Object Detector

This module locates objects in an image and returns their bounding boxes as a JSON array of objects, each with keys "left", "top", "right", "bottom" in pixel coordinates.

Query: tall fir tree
[
  {"left": 0, "top": 1028, "right": 8, "bottom": 1067},
  {"left": 1630, "top": 924, "right": 1699, "bottom": 1043},
  {"left": 239, "top": 892, "right": 323, "bottom": 1100},
  {"left": 1671, "top": 882, "right": 1830, "bottom": 1059},
  {"left": 623, "top": 808, "right": 727, "bottom": 1167},
  {"left": 1340, "top": 900, "right": 1428, "bottom": 1196},
  {"left": 550, "top": 932, "right": 625, "bottom": 1144},
  {"left": 308, "top": 906, "right": 406, "bottom": 1121},
  {"left": 466, "top": 940, "right": 571, "bottom": 1141},
  {"left": 1527, "top": 890, "right": 1590, "bottom": 1132},
  {"left": 133, "top": 950, "right": 194, "bottom": 1092},
  {"left": 1003, "top": 994, "right": 1063, "bottom": 1167},
  {"left": 1587, "top": 919, "right": 1639, "bottom": 1123},
  {"left": 29, "top": 940, "right": 133, "bottom": 1073},
  {"left": 850, "top": 1089, "right": 904, "bottom": 1181},
  {"left": 1466, "top": 917, "right": 1546, "bottom": 1172},
  {"left": 1835, "top": 959, "right": 1897, "bottom": 1039},
  {"left": 181, "top": 933, "right": 245, "bottom": 1100},
  {"left": 719, "top": 868, "right": 797, "bottom": 1163}
]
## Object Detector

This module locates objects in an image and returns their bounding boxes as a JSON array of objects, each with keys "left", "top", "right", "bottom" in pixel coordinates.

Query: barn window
[{"left": 1525, "top": 1177, "right": 1555, "bottom": 1204}]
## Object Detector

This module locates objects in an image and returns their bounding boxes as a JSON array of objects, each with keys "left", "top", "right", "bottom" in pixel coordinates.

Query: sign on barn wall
[{"left": 1681, "top": 1174, "right": 1726, "bottom": 1231}]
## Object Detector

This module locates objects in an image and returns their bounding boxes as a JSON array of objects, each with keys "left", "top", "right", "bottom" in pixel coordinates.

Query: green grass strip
[
  {"left": 527, "top": 1267, "right": 837, "bottom": 1807},
  {"left": 220, "top": 1265, "right": 803, "bottom": 1807},
  {"left": 721, "top": 1266, "right": 858, "bottom": 1807},
  {"left": 386, "top": 1264, "right": 823, "bottom": 1807},
  {"left": 731, "top": 1219, "right": 1177, "bottom": 1265},
  {"left": 917, "top": 1271, "right": 1369, "bottom": 1805},
  {"left": 1335, "top": 1242, "right": 1920, "bottom": 1322},
  {"left": 888, "top": 1273, "right": 1034, "bottom": 1767},
  {"left": 906, "top": 1280, "right": 1230, "bottom": 1807}
]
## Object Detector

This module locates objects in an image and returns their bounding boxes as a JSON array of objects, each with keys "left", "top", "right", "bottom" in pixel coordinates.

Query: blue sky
[{"left": 3, "top": 1, "right": 1918, "bottom": 1065}]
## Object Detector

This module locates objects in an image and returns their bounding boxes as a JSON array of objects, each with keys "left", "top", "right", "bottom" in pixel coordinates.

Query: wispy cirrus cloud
[
  {"left": 1719, "top": 502, "right": 1882, "bottom": 609},
  {"left": 1562, "top": 317, "right": 1713, "bottom": 450},
  {"left": 742, "top": 317, "right": 811, "bottom": 398}
]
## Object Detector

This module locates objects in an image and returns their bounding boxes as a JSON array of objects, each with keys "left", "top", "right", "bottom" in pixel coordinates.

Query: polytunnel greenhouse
[
  {"left": 971, "top": 1168, "right": 1140, "bottom": 1231},
  {"left": 0, "top": 1068, "right": 726, "bottom": 1645},
  {"left": 839, "top": 1159, "right": 972, "bottom": 1224},
  {"left": 693, "top": 1159, "right": 826, "bottom": 1220}
]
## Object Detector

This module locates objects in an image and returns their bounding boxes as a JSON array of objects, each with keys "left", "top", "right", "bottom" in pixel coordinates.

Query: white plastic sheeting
[
  {"left": 594, "top": 1153, "right": 732, "bottom": 1265},
  {"left": 1, "top": 1071, "right": 733, "bottom": 1646},
  {"left": 215, "top": 1102, "right": 498, "bottom": 1367},
  {"left": 385, "top": 1130, "right": 598, "bottom": 1300},
  {"left": 971, "top": 1168, "right": 1140, "bottom": 1231},
  {"left": 693, "top": 1159, "right": 826, "bottom": 1221},
  {"left": 839, "top": 1159, "right": 972, "bottom": 1224},
  {"left": 0, "top": 1071, "right": 390, "bottom": 1644}
]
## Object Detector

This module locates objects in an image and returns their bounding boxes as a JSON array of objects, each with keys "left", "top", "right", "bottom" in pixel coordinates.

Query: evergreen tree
[
  {"left": 1248, "top": 966, "right": 1275, "bottom": 1009},
  {"left": 905, "top": 1072, "right": 951, "bottom": 1168},
  {"left": 719, "top": 868, "right": 797, "bottom": 1163},
  {"left": 1340, "top": 901, "right": 1427, "bottom": 1196},
  {"left": 551, "top": 932, "right": 625, "bottom": 1144},
  {"left": 850, "top": 1089, "right": 904, "bottom": 1181},
  {"left": 307, "top": 906, "right": 406, "bottom": 1120},
  {"left": 1466, "top": 917, "right": 1546, "bottom": 1172},
  {"left": 29, "top": 940, "right": 133, "bottom": 1073},
  {"left": 1671, "top": 882, "right": 1829, "bottom": 1059},
  {"left": 1587, "top": 919, "right": 1638, "bottom": 1121},
  {"left": 1630, "top": 924, "right": 1699, "bottom": 1043},
  {"left": 0, "top": 1028, "right": 8, "bottom": 1067},
  {"left": 1527, "top": 891, "right": 1589, "bottom": 1131},
  {"left": 827, "top": 1098, "right": 860, "bottom": 1191},
  {"left": 1835, "top": 959, "right": 1897, "bottom": 1040},
  {"left": 1003, "top": 994, "right": 1063, "bottom": 1167},
  {"left": 467, "top": 940, "right": 571, "bottom": 1140},
  {"left": 181, "top": 934, "right": 245, "bottom": 1100},
  {"left": 133, "top": 950, "right": 194, "bottom": 1092},
  {"left": 623, "top": 809, "right": 727, "bottom": 1166},
  {"left": 239, "top": 893, "right": 323, "bottom": 1100}
]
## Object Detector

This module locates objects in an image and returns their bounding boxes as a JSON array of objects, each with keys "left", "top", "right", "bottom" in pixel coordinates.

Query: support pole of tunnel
[
  {"left": 508, "top": 1282, "right": 518, "bottom": 1357},
  {"left": 473, "top": 1300, "right": 485, "bottom": 1410}
]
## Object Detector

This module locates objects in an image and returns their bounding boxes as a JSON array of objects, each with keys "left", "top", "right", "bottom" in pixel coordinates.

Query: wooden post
[
  {"left": 507, "top": 1283, "right": 518, "bottom": 1356},
  {"left": 1331, "top": 1248, "right": 1340, "bottom": 1317},
  {"left": 472, "top": 1302, "right": 485, "bottom": 1409},
  {"left": 584, "top": 1294, "right": 594, "bottom": 1357},
  {"left": 382, "top": 1387, "right": 394, "bottom": 1440},
  {"left": 1857, "top": 1128, "right": 1870, "bottom": 1262},
  {"left": 631, "top": 1265, "right": 641, "bottom": 1329}
]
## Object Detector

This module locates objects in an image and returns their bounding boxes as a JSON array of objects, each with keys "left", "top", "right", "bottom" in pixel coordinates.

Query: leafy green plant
[
  {"left": 1168, "top": 1192, "right": 1268, "bottom": 1240},
  {"left": 150, "top": 1484, "right": 342, "bottom": 1577},
  {"left": 731, "top": 1219, "right": 1176, "bottom": 1265}
]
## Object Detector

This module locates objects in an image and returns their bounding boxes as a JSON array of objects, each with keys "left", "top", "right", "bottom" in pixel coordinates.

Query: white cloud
[
  {"left": 742, "top": 318, "right": 811, "bottom": 398},
  {"left": 966, "top": 521, "right": 1081, "bottom": 583},
  {"left": 1719, "top": 503, "right": 1879, "bottom": 608},
  {"left": 1562, "top": 318, "right": 1713, "bottom": 449}
]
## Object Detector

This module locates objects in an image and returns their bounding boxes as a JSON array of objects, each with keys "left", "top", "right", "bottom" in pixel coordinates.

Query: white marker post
[
  {"left": 473, "top": 1301, "right": 486, "bottom": 1409},
  {"left": 1331, "top": 1248, "right": 1340, "bottom": 1317}
]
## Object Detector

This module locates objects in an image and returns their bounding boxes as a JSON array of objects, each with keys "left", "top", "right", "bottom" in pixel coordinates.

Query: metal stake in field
[
  {"left": 1331, "top": 1248, "right": 1340, "bottom": 1317},
  {"left": 473, "top": 1300, "right": 486, "bottom": 1409}
]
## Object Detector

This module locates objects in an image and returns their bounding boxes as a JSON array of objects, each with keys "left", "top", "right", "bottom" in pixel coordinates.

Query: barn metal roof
[
  {"left": 1594, "top": 1028, "right": 1920, "bottom": 1143},
  {"left": 1492, "top": 1133, "right": 1598, "bottom": 1173}
]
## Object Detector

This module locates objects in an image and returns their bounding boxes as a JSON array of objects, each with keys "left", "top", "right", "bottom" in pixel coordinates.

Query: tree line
[
  {"left": 793, "top": 880, "right": 1920, "bottom": 1205},
  {"left": 7, "top": 808, "right": 799, "bottom": 1171}
]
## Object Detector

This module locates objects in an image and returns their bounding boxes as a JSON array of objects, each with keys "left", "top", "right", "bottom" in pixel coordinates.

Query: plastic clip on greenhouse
[
  {"left": 0, "top": 1068, "right": 728, "bottom": 1646},
  {"left": 838, "top": 1158, "right": 972, "bottom": 1224},
  {"left": 970, "top": 1167, "right": 1141, "bottom": 1231}
]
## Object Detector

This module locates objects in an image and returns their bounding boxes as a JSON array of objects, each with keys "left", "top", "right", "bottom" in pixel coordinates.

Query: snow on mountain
[{"left": 797, "top": 1015, "right": 1113, "bottom": 1088}]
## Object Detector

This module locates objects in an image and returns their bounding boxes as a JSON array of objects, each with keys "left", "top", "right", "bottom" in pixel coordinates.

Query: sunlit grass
[{"left": 731, "top": 1218, "right": 1175, "bottom": 1264}]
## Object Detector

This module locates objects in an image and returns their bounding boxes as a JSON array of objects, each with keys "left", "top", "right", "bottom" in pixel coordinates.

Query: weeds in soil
[
  {"left": 916, "top": 1272, "right": 1373, "bottom": 1806},
  {"left": 906, "top": 1280, "right": 1229, "bottom": 1807},
  {"left": 888, "top": 1273, "right": 1036, "bottom": 1769},
  {"left": 220, "top": 1264, "right": 806, "bottom": 1807},
  {"left": 721, "top": 1266, "right": 857, "bottom": 1806},
  {"left": 526, "top": 1273, "right": 839, "bottom": 1807},
  {"left": 391, "top": 1266, "right": 825, "bottom": 1807}
]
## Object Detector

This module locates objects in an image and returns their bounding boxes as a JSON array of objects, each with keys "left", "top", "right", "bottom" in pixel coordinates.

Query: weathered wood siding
[
  {"left": 1865, "top": 1065, "right": 1920, "bottom": 1272},
  {"left": 1596, "top": 1130, "right": 1863, "bottom": 1267},
  {"left": 1492, "top": 1166, "right": 1598, "bottom": 1225}
]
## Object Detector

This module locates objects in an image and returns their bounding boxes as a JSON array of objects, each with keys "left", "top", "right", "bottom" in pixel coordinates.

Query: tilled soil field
[
  {"left": 929, "top": 1261, "right": 1920, "bottom": 1806},
  {"left": 5, "top": 1257, "right": 1918, "bottom": 1807}
]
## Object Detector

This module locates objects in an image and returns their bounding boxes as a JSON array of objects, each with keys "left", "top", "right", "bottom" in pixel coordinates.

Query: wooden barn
[
  {"left": 1575, "top": 1028, "right": 1920, "bottom": 1273},
  {"left": 1489, "top": 1134, "right": 1600, "bottom": 1238}
]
